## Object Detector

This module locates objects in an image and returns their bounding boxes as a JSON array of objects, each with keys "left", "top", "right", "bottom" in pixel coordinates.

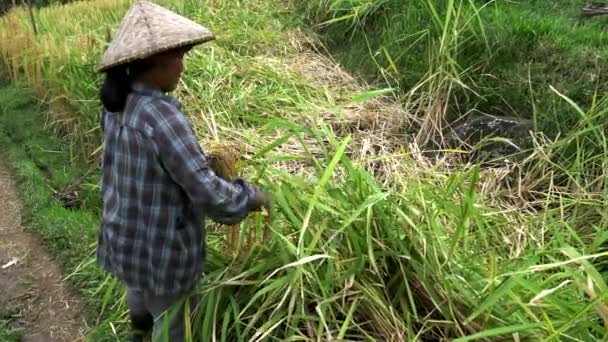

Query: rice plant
[{"left": 1, "top": 0, "right": 608, "bottom": 341}]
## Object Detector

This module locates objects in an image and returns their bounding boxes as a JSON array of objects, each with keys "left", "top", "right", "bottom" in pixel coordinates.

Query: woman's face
[{"left": 138, "top": 47, "right": 190, "bottom": 92}]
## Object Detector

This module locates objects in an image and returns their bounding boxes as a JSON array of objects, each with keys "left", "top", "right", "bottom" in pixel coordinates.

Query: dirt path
[{"left": 0, "top": 159, "right": 88, "bottom": 341}]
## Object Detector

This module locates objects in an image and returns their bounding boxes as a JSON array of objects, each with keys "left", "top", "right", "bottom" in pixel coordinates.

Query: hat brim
[
  {"left": 96, "top": 0, "right": 216, "bottom": 73},
  {"left": 96, "top": 35, "right": 214, "bottom": 73}
]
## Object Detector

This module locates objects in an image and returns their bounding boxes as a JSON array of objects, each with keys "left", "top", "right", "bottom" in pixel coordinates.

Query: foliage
[{"left": 1, "top": 0, "right": 608, "bottom": 340}]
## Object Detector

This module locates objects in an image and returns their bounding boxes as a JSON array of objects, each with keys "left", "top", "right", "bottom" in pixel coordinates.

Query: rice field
[{"left": 1, "top": 0, "right": 607, "bottom": 340}]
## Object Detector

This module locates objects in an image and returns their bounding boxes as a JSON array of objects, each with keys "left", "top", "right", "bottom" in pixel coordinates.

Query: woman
[{"left": 95, "top": 1, "right": 271, "bottom": 341}]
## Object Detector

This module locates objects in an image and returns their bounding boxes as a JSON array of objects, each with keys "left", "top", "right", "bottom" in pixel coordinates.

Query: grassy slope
[
  {"left": 0, "top": 83, "right": 97, "bottom": 277},
  {"left": 0, "top": 81, "right": 127, "bottom": 340},
  {"left": 1, "top": 0, "right": 608, "bottom": 341},
  {"left": 305, "top": 0, "right": 608, "bottom": 135}
]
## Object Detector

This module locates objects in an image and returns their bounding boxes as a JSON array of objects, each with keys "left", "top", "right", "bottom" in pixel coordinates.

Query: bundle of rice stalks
[
  {"left": 206, "top": 141, "right": 240, "bottom": 180},
  {"left": 205, "top": 141, "right": 268, "bottom": 255}
]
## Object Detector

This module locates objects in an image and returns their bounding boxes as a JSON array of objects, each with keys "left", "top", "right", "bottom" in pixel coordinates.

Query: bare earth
[{"left": 0, "top": 159, "right": 88, "bottom": 341}]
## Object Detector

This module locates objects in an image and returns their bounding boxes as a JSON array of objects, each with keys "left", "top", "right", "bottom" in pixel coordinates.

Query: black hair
[
  {"left": 99, "top": 57, "right": 161, "bottom": 113},
  {"left": 100, "top": 65, "right": 132, "bottom": 113}
]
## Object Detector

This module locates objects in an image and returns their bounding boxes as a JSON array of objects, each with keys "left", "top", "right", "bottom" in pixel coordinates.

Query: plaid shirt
[{"left": 97, "top": 83, "right": 257, "bottom": 295}]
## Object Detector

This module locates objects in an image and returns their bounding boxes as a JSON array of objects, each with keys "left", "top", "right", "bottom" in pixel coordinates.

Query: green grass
[
  {"left": 0, "top": 309, "right": 21, "bottom": 342},
  {"left": 301, "top": 0, "right": 608, "bottom": 238},
  {"left": 302, "top": 0, "right": 608, "bottom": 136},
  {"left": 0, "top": 83, "right": 98, "bottom": 262},
  {"left": 0, "top": 81, "right": 127, "bottom": 340},
  {"left": 0, "top": 322, "right": 20, "bottom": 342},
  {"left": 1, "top": 0, "right": 608, "bottom": 341}
]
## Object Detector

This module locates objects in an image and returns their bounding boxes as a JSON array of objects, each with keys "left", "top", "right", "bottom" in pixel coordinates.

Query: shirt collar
[{"left": 131, "top": 82, "right": 182, "bottom": 110}]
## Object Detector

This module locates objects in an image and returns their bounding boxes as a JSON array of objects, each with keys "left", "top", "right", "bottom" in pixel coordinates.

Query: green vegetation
[
  {"left": 0, "top": 84, "right": 98, "bottom": 265},
  {"left": 0, "top": 0, "right": 607, "bottom": 340},
  {"left": 302, "top": 0, "right": 608, "bottom": 136},
  {"left": 0, "top": 81, "right": 128, "bottom": 340},
  {"left": 0, "top": 313, "right": 21, "bottom": 342}
]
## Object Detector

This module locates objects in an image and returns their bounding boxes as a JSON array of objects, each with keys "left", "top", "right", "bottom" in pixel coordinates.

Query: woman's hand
[{"left": 252, "top": 189, "right": 272, "bottom": 212}]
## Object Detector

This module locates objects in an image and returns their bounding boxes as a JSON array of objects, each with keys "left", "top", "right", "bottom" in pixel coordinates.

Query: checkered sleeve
[{"left": 150, "top": 100, "right": 257, "bottom": 224}]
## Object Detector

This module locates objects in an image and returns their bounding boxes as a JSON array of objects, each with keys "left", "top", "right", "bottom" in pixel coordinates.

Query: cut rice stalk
[{"left": 205, "top": 140, "right": 269, "bottom": 255}]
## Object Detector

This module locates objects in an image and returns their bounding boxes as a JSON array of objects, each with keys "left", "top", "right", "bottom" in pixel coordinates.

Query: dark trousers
[{"left": 127, "top": 287, "right": 198, "bottom": 341}]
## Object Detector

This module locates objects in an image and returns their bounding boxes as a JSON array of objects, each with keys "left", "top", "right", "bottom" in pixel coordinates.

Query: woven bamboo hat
[{"left": 97, "top": 0, "right": 215, "bottom": 72}]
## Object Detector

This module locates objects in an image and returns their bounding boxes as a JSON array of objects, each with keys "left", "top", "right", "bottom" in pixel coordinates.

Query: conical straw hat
[{"left": 97, "top": 0, "right": 215, "bottom": 72}]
